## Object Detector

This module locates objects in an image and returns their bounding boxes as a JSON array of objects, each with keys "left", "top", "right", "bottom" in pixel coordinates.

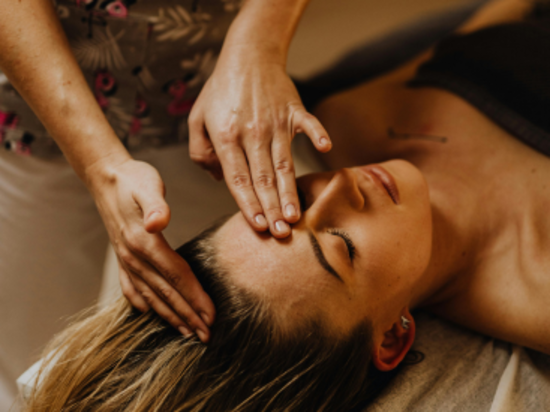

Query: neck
[
  {"left": 408, "top": 148, "right": 550, "bottom": 310},
  {"left": 408, "top": 169, "right": 494, "bottom": 309}
]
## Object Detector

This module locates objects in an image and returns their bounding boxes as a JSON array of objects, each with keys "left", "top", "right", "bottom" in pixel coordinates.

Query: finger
[
  {"left": 149, "top": 242, "right": 217, "bottom": 327},
  {"left": 216, "top": 143, "right": 269, "bottom": 232},
  {"left": 294, "top": 109, "right": 332, "bottom": 153},
  {"left": 272, "top": 132, "right": 300, "bottom": 224},
  {"left": 133, "top": 177, "right": 171, "bottom": 234},
  {"left": 245, "top": 137, "right": 291, "bottom": 238},
  {"left": 129, "top": 272, "right": 201, "bottom": 340},
  {"left": 119, "top": 226, "right": 216, "bottom": 328},
  {"left": 119, "top": 263, "right": 150, "bottom": 312},
  {"left": 121, "top": 241, "right": 211, "bottom": 338},
  {"left": 189, "top": 116, "right": 224, "bottom": 180}
]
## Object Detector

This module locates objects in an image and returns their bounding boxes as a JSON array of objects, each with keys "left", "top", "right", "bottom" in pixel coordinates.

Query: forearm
[
  {"left": 222, "top": 0, "right": 310, "bottom": 64},
  {"left": 0, "top": 0, "right": 130, "bottom": 185}
]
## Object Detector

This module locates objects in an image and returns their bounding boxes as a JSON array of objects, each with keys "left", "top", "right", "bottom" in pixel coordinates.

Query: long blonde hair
[{"left": 25, "top": 222, "right": 375, "bottom": 412}]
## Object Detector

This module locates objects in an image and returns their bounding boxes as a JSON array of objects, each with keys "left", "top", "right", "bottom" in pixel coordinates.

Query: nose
[{"left": 304, "top": 168, "right": 364, "bottom": 227}]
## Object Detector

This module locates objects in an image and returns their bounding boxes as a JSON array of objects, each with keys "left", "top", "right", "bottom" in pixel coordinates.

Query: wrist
[
  {"left": 222, "top": 27, "right": 288, "bottom": 65},
  {"left": 222, "top": 0, "right": 310, "bottom": 65},
  {"left": 83, "top": 148, "right": 132, "bottom": 195},
  {"left": 217, "top": 41, "right": 287, "bottom": 72}
]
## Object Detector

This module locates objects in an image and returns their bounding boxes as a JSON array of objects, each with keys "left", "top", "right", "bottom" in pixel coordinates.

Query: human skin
[
  {"left": 189, "top": 0, "right": 332, "bottom": 238},
  {"left": 213, "top": 0, "right": 550, "bottom": 361},
  {"left": 215, "top": 160, "right": 435, "bottom": 370},
  {"left": 0, "top": 0, "right": 319, "bottom": 341}
]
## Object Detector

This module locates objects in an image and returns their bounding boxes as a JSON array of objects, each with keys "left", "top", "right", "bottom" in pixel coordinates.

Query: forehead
[{"left": 214, "top": 213, "right": 332, "bottom": 320}]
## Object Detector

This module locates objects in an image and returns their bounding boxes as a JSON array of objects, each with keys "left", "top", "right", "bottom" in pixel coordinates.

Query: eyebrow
[{"left": 308, "top": 230, "right": 344, "bottom": 282}]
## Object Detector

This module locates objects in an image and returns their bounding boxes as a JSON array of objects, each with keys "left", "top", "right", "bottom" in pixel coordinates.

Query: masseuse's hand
[
  {"left": 189, "top": 50, "right": 331, "bottom": 238},
  {"left": 87, "top": 158, "right": 214, "bottom": 342}
]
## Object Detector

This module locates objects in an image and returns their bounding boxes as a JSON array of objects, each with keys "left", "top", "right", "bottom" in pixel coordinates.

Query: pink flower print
[
  {"left": 164, "top": 79, "right": 195, "bottom": 116},
  {"left": 168, "top": 99, "right": 195, "bottom": 116},
  {"left": 130, "top": 95, "right": 150, "bottom": 134},
  {"left": 103, "top": 1, "right": 128, "bottom": 18},
  {"left": 135, "top": 95, "right": 150, "bottom": 118},
  {"left": 94, "top": 70, "right": 117, "bottom": 110},
  {"left": 0, "top": 110, "right": 18, "bottom": 143},
  {"left": 4, "top": 133, "right": 34, "bottom": 156},
  {"left": 98, "top": 0, "right": 136, "bottom": 18},
  {"left": 13, "top": 141, "right": 32, "bottom": 156},
  {"left": 167, "top": 79, "right": 187, "bottom": 99},
  {"left": 129, "top": 117, "right": 141, "bottom": 134}
]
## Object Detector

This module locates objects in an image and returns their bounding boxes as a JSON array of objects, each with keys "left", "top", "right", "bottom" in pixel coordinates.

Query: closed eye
[{"left": 328, "top": 229, "right": 356, "bottom": 262}]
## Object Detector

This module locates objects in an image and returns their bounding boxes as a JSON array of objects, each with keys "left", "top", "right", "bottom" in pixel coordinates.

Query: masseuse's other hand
[
  {"left": 87, "top": 158, "right": 214, "bottom": 342},
  {"left": 189, "top": 52, "right": 331, "bottom": 238}
]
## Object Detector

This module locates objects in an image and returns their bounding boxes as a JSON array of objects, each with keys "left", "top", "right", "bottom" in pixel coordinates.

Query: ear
[{"left": 371, "top": 310, "right": 415, "bottom": 372}]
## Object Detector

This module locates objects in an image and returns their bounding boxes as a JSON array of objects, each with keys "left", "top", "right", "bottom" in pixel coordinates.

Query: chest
[{"left": 382, "top": 86, "right": 550, "bottom": 353}]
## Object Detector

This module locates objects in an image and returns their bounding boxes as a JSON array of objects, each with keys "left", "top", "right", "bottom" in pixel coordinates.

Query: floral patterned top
[{"left": 0, "top": 0, "right": 241, "bottom": 158}]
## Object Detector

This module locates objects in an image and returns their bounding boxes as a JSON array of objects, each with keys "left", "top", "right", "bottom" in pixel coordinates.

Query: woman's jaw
[{"left": 213, "top": 159, "right": 434, "bottom": 368}]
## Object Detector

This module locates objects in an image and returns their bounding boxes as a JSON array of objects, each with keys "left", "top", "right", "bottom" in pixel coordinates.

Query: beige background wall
[{"left": 288, "top": 0, "right": 472, "bottom": 78}]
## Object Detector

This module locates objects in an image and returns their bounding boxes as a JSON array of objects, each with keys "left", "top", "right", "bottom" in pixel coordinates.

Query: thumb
[
  {"left": 134, "top": 179, "right": 171, "bottom": 233},
  {"left": 293, "top": 109, "right": 332, "bottom": 153}
]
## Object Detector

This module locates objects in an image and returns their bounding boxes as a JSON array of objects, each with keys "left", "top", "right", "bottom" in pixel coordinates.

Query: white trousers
[{"left": 0, "top": 146, "right": 237, "bottom": 411}]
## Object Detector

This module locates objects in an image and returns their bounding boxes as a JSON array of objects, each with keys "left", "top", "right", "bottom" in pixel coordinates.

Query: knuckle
[
  {"left": 183, "top": 313, "right": 199, "bottom": 329},
  {"left": 189, "top": 152, "right": 208, "bottom": 164},
  {"left": 122, "top": 227, "right": 144, "bottom": 254},
  {"left": 231, "top": 173, "right": 252, "bottom": 189},
  {"left": 164, "top": 270, "right": 181, "bottom": 288},
  {"left": 140, "top": 290, "right": 155, "bottom": 306},
  {"left": 177, "top": 312, "right": 191, "bottom": 326},
  {"left": 217, "top": 127, "right": 238, "bottom": 146},
  {"left": 118, "top": 249, "right": 139, "bottom": 271},
  {"left": 275, "top": 116, "right": 287, "bottom": 130},
  {"left": 246, "top": 121, "right": 270, "bottom": 142},
  {"left": 254, "top": 173, "right": 275, "bottom": 189},
  {"left": 274, "top": 158, "right": 294, "bottom": 175},
  {"left": 302, "top": 112, "right": 316, "bottom": 122},
  {"left": 155, "top": 285, "right": 173, "bottom": 302},
  {"left": 117, "top": 247, "right": 132, "bottom": 263}
]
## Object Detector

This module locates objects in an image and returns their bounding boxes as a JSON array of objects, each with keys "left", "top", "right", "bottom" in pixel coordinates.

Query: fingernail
[
  {"left": 200, "top": 311, "right": 212, "bottom": 326},
  {"left": 196, "top": 329, "right": 209, "bottom": 343},
  {"left": 319, "top": 137, "right": 330, "bottom": 147},
  {"left": 275, "top": 220, "right": 289, "bottom": 233},
  {"left": 285, "top": 204, "right": 296, "bottom": 218},
  {"left": 255, "top": 214, "right": 267, "bottom": 228},
  {"left": 147, "top": 211, "right": 160, "bottom": 221},
  {"left": 178, "top": 325, "right": 194, "bottom": 338}
]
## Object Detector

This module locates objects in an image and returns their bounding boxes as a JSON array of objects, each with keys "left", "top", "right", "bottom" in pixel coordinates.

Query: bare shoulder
[
  {"left": 427, "top": 250, "right": 550, "bottom": 355},
  {"left": 310, "top": 0, "right": 537, "bottom": 170},
  {"left": 426, "top": 147, "right": 550, "bottom": 354}
]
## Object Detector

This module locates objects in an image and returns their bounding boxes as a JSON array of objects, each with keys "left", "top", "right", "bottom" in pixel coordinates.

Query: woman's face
[{"left": 214, "top": 160, "right": 432, "bottom": 336}]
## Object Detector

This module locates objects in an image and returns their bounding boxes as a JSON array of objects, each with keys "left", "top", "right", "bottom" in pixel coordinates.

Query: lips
[{"left": 359, "top": 165, "right": 401, "bottom": 204}]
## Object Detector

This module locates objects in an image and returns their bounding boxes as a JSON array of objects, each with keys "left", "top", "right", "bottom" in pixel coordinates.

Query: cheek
[{"left": 357, "top": 211, "right": 432, "bottom": 290}]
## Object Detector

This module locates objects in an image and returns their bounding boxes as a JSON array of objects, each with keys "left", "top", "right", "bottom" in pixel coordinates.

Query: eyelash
[
  {"left": 297, "top": 186, "right": 356, "bottom": 262},
  {"left": 327, "top": 229, "right": 356, "bottom": 261}
]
